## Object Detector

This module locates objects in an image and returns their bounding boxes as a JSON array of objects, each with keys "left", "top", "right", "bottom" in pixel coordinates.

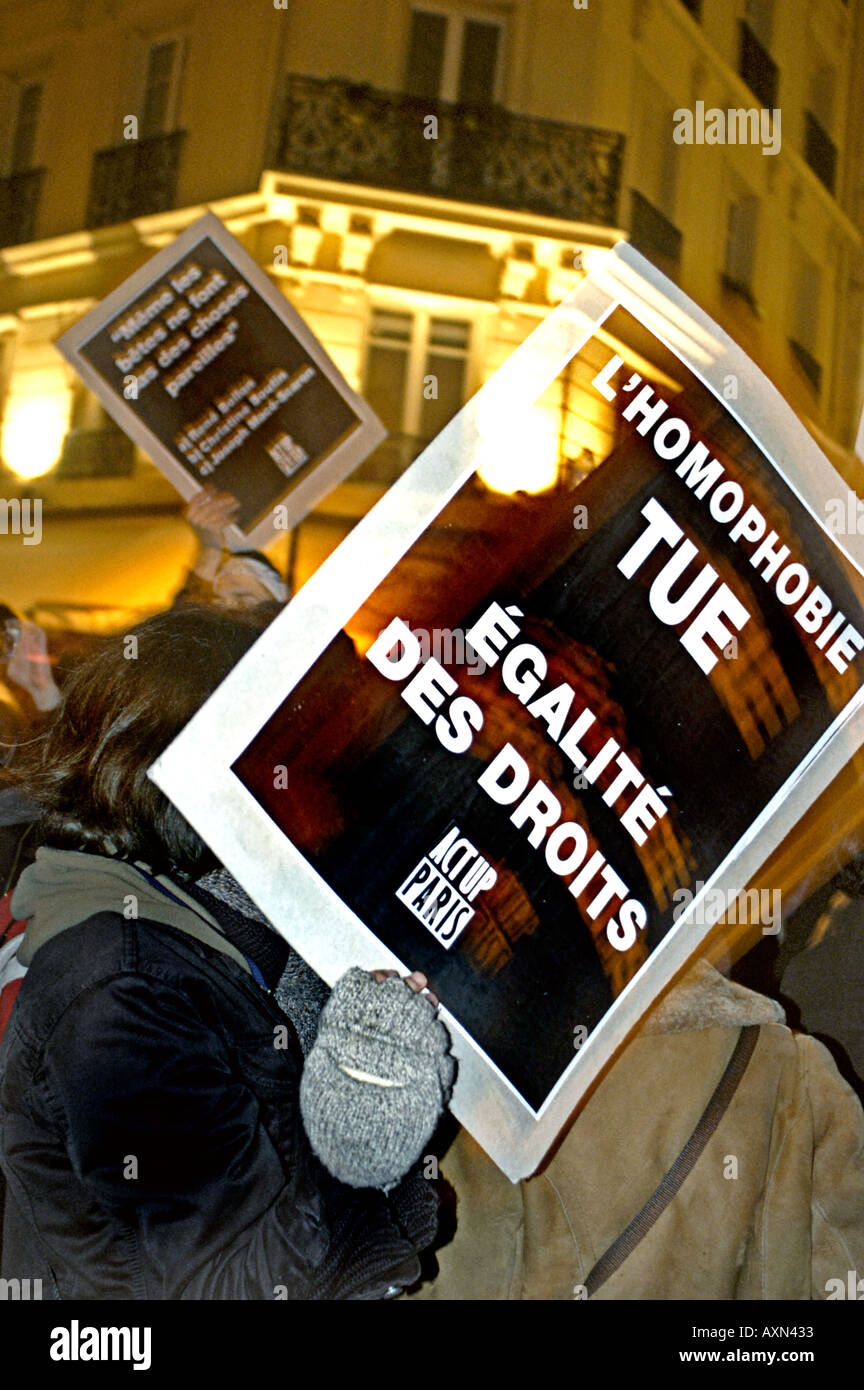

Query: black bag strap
[{"left": 584, "top": 1023, "right": 760, "bottom": 1298}]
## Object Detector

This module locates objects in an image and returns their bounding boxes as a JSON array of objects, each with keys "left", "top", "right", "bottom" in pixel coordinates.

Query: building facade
[{"left": 0, "top": 0, "right": 862, "bottom": 613}]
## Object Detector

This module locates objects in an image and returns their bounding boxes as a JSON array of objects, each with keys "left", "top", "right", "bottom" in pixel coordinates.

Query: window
[
  {"left": 404, "top": 5, "right": 504, "bottom": 104},
  {"left": 630, "top": 191, "right": 682, "bottom": 275},
  {"left": 364, "top": 309, "right": 413, "bottom": 435},
  {"left": 10, "top": 83, "right": 41, "bottom": 173},
  {"left": 85, "top": 35, "right": 186, "bottom": 228},
  {"left": 739, "top": 7, "right": 778, "bottom": 110},
  {"left": 804, "top": 64, "right": 837, "bottom": 194},
  {"left": 633, "top": 76, "right": 678, "bottom": 214},
  {"left": 722, "top": 192, "right": 759, "bottom": 306},
  {"left": 788, "top": 247, "right": 822, "bottom": 392},
  {"left": 419, "top": 316, "right": 472, "bottom": 439},
  {"left": 804, "top": 112, "right": 837, "bottom": 193},
  {"left": 1, "top": 83, "right": 45, "bottom": 246},
  {"left": 405, "top": 11, "right": 447, "bottom": 99},
  {"left": 629, "top": 79, "right": 681, "bottom": 274},
  {"left": 141, "top": 38, "right": 184, "bottom": 137},
  {"left": 364, "top": 307, "right": 472, "bottom": 441}
]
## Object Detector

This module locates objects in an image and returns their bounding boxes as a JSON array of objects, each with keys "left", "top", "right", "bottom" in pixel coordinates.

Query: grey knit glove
[{"left": 300, "top": 967, "right": 454, "bottom": 1190}]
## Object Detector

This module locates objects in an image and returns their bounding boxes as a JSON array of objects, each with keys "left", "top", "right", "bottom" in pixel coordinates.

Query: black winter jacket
[{"left": 0, "top": 907, "right": 436, "bottom": 1300}]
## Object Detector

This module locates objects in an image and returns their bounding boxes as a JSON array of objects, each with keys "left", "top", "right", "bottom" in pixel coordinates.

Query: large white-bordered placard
[{"left": 151, "top": 242, "right": 864, "bottom": 1181}]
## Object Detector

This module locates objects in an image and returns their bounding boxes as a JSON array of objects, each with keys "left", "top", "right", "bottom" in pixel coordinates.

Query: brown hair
[{"left": 17, "top": 604, "right": 274, "bottom": 876}]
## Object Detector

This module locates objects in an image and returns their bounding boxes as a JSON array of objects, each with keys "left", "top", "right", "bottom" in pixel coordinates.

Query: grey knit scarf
[{"left": 196, "top": 866, "right": 331, "bottom": 1054}]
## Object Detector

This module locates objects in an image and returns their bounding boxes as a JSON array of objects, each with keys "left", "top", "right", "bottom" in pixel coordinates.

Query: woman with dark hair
[{"left": 0, "top": 605, "right": 453, "bottom": 1300}]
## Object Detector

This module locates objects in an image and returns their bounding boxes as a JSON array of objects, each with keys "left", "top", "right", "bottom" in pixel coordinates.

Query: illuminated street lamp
[
  {"left": 1, "top": 379, "right": 71, "bottom": 480},
  {"left": 476, "top": 411, "right": 560, "bottom": 495}
]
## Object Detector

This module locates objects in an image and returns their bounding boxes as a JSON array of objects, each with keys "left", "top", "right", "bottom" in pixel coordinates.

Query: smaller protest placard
[{"left": 56, "top": 213, "right": 385, "bottom": 549}]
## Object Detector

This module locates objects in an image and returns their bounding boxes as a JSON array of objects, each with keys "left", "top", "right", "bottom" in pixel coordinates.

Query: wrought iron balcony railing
[
  {"left": 629, "top": 191, "right": 682, "bottom": 276},
  {"left": 738, "top": 22, "right": 778, "bottom": 111},
  {"left": 274, "top": 76, "right": 623, "bottom": 226},
  {"left": 86, "top": 131, "right": 186, "bottom": 230},
  {"left": 804, "top": 110, "right": 837, "bottom": 194},
  {"left": 0, "top": 168, "right": 45, "bottom": 249},
  {"left": 56, "top": 427, "right": 135, "bottom": 479}
]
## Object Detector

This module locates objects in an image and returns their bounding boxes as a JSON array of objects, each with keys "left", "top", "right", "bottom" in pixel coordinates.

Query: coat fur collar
[{"left": 640, "top": 958, "right": 784, "bottom": 1035}]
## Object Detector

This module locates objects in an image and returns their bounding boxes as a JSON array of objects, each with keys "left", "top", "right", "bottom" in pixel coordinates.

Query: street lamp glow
[
  {"left": 476, "top": 417, "right": 559, "bottom": 495},
  {"left": 2, "top": 393, "right": 69, "bottom": 480}
]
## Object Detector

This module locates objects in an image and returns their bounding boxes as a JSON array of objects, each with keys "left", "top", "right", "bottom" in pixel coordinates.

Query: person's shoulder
[
  {"left": 638, "top": 957, "right": 785, "bottom": 1038},
  {"left": 11, "top": 911, "right": 216, "bottom": 1043},
  {"left": 22, "top": 908, "right": 128, "bottom": 979}
]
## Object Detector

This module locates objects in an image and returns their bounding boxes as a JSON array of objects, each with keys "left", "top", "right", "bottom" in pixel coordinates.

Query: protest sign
[
  {"left": 55, "top": 213, "right": 385, "bottom": 549},
  {"left": 150, "top": 243, "right": 864, "bottom": 1180}
]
